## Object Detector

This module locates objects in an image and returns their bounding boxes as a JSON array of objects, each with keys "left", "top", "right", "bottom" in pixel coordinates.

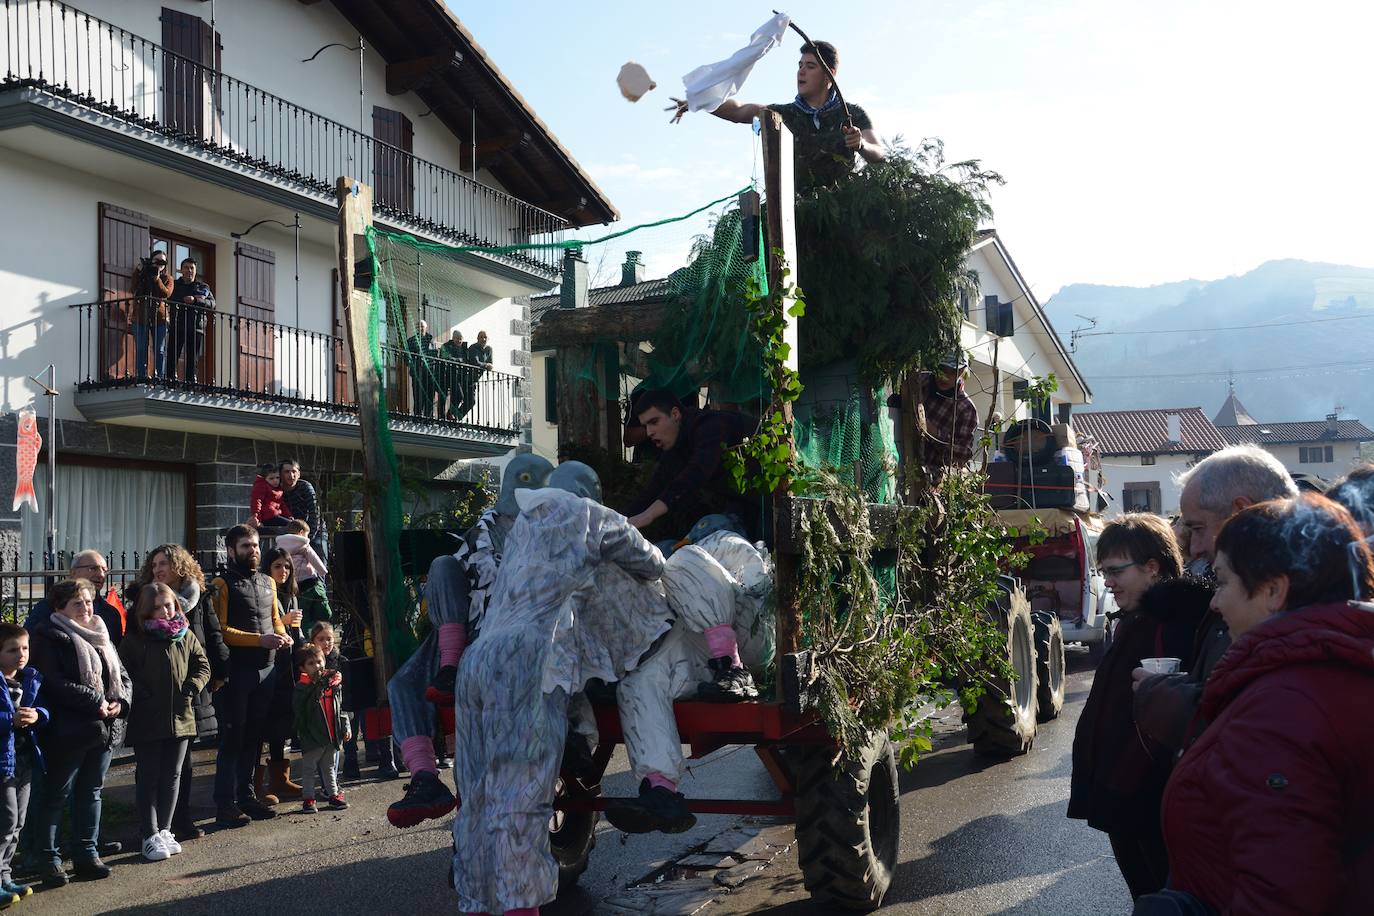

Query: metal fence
[
  {"left": 0, "top": 548, "right": 223, "bottom": 625},
  {"left": 71, "top": 296, "right": 524, "bottom": 434},
  {"left": 1, "top": 0, "right": 569, "bottom": 273}
]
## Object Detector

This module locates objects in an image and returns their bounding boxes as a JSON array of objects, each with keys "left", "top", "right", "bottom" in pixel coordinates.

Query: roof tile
[
  {"left": 1072, "top": 407, "right": 1229, "bottom": 455},
  {"left": 1216, "top": 419, "right": 1374, "bottom": 445}
]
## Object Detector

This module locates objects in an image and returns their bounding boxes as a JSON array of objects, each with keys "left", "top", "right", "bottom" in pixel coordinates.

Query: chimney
[
  {"left": 1165, "top": 412, "right": 1182, "bottom": 446},
  {"left": 1326, "top": 412, "right": 1339, "bottom": 436},
  {"left": 621, "top": 250, "right": 644, "bottom": 287},
  {"left": 559, "top": 247, "right": 588, "bottom": 310}
]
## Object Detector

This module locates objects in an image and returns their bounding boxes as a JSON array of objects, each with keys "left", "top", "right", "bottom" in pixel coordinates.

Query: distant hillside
[{"left": 1045, "top": 260, "right": 1374, "bottom": 425}]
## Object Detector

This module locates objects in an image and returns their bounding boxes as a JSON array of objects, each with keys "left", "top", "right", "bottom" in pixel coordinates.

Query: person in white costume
[
  {"left": 606, "top": 524, "right": 775, "bottom": 834},
  {"left": 450, "top": 462, "right": 672, "bottom": 915}
]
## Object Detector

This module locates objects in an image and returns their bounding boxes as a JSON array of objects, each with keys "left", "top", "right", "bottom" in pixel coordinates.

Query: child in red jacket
[{"left": 249, "top": 463, "right": 292, "bottom": 532}]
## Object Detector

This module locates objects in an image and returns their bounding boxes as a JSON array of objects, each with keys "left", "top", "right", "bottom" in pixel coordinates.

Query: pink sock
[
  {"left": 704, "top": 624, "right": 740, "bottom": 667},
  {"left": 439, "top": 623, "right": 468, "bottom": 669},
  {"left": 645, "top": 771, "right": 677, "bottom": 792},
  {"left": 400, "top": 735, "right": 438, "bottom": 776}
]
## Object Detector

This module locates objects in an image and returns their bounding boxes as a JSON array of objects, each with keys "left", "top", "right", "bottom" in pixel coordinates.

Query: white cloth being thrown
[
  {"left": 50, "top": 612, "right": 127, "bottom": 703},
  {"left": 682, "top": 12, "right": 790, "bottom": 114}
]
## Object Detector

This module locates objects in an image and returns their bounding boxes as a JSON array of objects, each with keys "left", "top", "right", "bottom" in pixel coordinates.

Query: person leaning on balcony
[
  {"left": 168, "top": 258, "right": 214, "bottom": 384},
  {"left": 129, "top": 248, "right": 174, "bottom": 379},
  {"left": 458, "top": 330, "right": 493, "bottom": 422},
  {"left": 438, "top": 328, "right": 468, "bottom": 421},
  {"left": 405, "top": 320, "right": 438, "bottom": 418}
]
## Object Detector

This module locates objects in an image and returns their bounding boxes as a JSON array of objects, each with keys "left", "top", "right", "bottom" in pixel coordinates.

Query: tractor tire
[
  {"left": 793, "top": 731, "right": 900, "bottom": 912},
  {"left": 551, "top": 778, "right": 596, "bottom": 891},
  {"left": 1032, "top": 611, "right": 1066, "bottom": 722},
  {"left": 963, "top": 586, "right": 1038, "bottom": 757}
]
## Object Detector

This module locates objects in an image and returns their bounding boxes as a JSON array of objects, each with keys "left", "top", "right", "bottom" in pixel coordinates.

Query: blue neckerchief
[{"left": 793, "top": 90, "right": 840, "bottom": 129}]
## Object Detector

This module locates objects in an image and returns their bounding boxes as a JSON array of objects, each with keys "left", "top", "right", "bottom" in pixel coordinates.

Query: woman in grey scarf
[{"left": 27, "top": 578, "right": 131, "bottom": 887}]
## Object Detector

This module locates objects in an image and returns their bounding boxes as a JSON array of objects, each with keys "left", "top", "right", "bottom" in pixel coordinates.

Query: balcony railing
[
  {"left": 71, "top": 296, "right": 522, "bottom": 435},
  {"left": 1, "top": 0, "right": 569, "bottom": 273}
]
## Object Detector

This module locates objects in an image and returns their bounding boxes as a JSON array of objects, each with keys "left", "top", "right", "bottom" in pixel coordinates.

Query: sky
[{"left": 451, "top": 0, "right": 1374, "bottom": 298}]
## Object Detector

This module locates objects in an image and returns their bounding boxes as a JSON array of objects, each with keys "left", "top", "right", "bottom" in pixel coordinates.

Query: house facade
[
  {"left": 0, "top": 0, "right": 615, "bottom": 563},
  {"left": 1071, "top": 407, "right": 1228, "bottom": 515},
  {"left": 1212, "top": 390, "right": 1374, "bottom": 479}
]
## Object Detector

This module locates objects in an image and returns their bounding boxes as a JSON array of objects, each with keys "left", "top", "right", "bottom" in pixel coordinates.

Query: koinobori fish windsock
[{"left": 13, "top": 409, "right": 41, "bottom": 512}]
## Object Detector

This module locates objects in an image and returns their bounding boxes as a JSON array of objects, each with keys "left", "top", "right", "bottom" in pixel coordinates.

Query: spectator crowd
[
  {"left": 0, "top": 458, "right": 442, "bottom": 904},
  {"left": 1069, "top": 446, "right": 1374, "bottom": 915}
]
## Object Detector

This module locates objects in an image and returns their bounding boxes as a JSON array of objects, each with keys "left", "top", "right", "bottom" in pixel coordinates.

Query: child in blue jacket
[{"left": 0, "top": 621, "right": 47, "bottom": 903}]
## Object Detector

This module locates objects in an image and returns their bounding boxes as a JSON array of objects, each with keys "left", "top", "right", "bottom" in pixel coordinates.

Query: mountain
[{"left": 1044, "top": 260, "right": 1374, "bottom": 424}]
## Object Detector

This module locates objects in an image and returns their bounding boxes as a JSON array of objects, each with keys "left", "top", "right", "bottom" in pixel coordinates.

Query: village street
[{"left": 17, "top": 652, "right": 1121, "bottom": 915}]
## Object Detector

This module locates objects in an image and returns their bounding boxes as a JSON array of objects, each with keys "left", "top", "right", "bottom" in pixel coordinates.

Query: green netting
[{"left": 362, "top": 183, "right": 899, "bottom": 665}]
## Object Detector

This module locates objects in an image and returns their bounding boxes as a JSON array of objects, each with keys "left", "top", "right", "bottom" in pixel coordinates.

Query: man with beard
[{"left": 210, "top": 526, "right": 291, "bottom": 827}]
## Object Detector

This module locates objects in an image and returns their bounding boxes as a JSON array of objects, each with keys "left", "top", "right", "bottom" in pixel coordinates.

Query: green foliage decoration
[{"left": 795, "top": 139, "right": 1002, "bottom": 383}]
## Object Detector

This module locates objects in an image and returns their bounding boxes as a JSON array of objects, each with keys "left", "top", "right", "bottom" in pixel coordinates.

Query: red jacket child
[{"left": 249, "top": 465, "right": 292, "bottom": 526}]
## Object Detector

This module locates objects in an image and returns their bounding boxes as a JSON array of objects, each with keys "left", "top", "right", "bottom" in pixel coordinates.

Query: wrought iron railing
[
  {"left": 1, "top": 0, "right": 568, "bottom": 272},
  {"left": 71, "top": 296, "right": 523, "bottom": 434}
]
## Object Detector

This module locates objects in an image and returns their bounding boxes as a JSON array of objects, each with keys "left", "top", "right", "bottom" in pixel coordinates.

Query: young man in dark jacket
[
  {"left": 210, "top": 526, "right": 289, "bottom": 827},
  {"left": 622, "top": 389, "right": 758, "bottom": 539},
  {"left": 167, "top": 258, "right": 214, "bottom": 383}
]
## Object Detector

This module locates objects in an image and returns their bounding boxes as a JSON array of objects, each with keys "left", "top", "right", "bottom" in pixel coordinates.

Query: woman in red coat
[{"left": 1156, "top": 494, "right": 1374, "bottom": 915}]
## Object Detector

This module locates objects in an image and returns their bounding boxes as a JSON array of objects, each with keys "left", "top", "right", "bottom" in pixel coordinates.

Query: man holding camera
[
  {"left": 130, "top": 248, "right": 174, "bottom": 379},
  {"left": 168, "top": 258, "right": 214, "bottom": 383}
]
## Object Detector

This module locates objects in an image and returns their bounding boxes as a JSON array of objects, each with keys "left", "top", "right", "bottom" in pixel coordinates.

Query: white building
[
  {"left": 1212, "top": 390, "right": 1373, "bottom": 480},
  {"left": 0, "top": 0, "right": 615, "bottom": 562},
  {"left": 1071, "top": 407, "right": 1228, "bottom": 515}
]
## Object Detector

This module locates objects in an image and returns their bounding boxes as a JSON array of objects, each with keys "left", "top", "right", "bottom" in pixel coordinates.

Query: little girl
[
  {"left": 118, "top": 583, "right": 210, "bottom": 862},
  {"left": 292, "top": 644, "right": 348, "bottom": 813},
  {"left": 277, "top": 520, "right": 333, "bottom": 630},
  {"left": 307, "top": 622, "right": 351, "bottom": 790},
  {"left": 249, "top": 463, "right": 292, "bottom": 532}
]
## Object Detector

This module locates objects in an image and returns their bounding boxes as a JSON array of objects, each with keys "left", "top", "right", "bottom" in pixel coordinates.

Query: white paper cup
[{"left": 1140, "top": 657, "right": 1181, "bottom": 674}]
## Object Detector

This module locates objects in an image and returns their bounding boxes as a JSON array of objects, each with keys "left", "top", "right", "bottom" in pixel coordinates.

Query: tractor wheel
[
  {"left": 793, "top": 731, "right": 900, "bottom": 912},
  {"left": 551, "top": 778, "right": 597, "bottom": 891},
  {"left": 1032, "top": 611, "right": 1066, "bottom": 722},
  {"left": 963, "top": 586, "right": 1039, "bottom": 757}
]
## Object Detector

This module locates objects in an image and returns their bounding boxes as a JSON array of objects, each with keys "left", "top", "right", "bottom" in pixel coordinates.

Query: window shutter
[
  {"left": 372, "top": 106, "right": 415, "bottom": 213},
  {"left": 98, "top": 202, "right": 151, "bottom": 378},
  {"left": 544, "top": 356, "right": 558, "bottom": 423},
  {"left": 235, "top": 242, "right": 276, "bottom": 394}
]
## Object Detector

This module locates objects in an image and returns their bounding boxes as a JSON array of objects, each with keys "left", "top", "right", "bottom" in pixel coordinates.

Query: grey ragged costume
[
  {"left": 451, "top": 485, "right": 671, "bottom": 913},
  {"left": 617, "top": 531, "right": 775, "bottom": 784}
]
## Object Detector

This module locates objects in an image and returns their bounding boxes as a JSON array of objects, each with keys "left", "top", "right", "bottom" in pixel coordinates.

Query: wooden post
[
  {"left": 335, "top": 177, "right": 397, "bottom": 694},
  {"left": 761, "top": 112, "right": 803, "bottom": 661}
]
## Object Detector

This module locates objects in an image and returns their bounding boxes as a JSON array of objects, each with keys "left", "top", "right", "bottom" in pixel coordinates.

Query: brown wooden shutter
[
  {"left": 98, "top": 203, "right": 151, "bottom": 378},
  {"left": 235, "top": 242, "right": 276, "bottom": 394},
  {"left": 372, "top": 106, "right": 415, "bottom": 213},
  {"left": 161, "top": 8, "right": 219, "bottom": 139},
  {"left": 331, "top": 268, "right": 354, "bottom": 405}
]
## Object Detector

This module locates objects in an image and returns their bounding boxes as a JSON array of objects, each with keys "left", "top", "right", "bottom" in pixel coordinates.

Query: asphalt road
[
  {"left": 715, "top": 649, "right": 1132, "bottom": 915},
  {"left": 19, "top": 651, "right": 1123, "bottom": 915}
]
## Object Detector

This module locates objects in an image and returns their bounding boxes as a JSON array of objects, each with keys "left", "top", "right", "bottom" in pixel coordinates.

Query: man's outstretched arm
[{"left": 668, "top": 97, "right": 765, "bottom": 124}]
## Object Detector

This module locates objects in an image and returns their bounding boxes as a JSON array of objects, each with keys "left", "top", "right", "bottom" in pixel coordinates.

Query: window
[
  {"left": 960, "top": 287, "right": 974, "bottom": 319},
  {"left": 1299, "top": 446, "right": 1334, "bottom": 463},
  {"left": 1122, "top": 482, "right": 1161, "bottom": 514},
  {"left": 1141, "top": 455, "right": 1156, "bottom": 466},
  {"left": 984, "top": 295, "right": 1014, "bottom": 337},
  {"left": 544, "top": 356, "right": 558, "bottom": 423}
]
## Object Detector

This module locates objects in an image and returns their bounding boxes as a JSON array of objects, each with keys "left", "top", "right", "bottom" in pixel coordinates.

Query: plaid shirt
[{"left": 918, "top": 373, "right": 979, "bottom": 467}]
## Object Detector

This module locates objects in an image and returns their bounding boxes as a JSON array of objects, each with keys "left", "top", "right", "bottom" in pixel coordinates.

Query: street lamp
[{"left": 232, "top": 214, "right": 301, "bottom": 328}]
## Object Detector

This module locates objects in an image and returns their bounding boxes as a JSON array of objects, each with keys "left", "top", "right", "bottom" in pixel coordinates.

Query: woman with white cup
[{"left": 1068, "top": 513, "right": 1211, "bottom": 902}]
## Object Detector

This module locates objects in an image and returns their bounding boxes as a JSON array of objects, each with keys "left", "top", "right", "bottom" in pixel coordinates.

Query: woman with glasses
[{"left": 1068, "top": 513, "right": 1211, "bottom": 901}]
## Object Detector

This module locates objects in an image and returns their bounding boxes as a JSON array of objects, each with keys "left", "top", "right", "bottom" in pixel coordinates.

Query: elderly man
[
  {"left": 24, "top": 550, "right": 125, "bottom": 644},
  {"left": 1132, "top": 445, "right": 1298, "bottom": 750}
]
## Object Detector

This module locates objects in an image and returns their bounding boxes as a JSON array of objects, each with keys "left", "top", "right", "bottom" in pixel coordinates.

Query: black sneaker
[
  {"left": 239, "top": 797, "right": 278, "bottom": 820},
  {"left": 561, "top": 730, "right": 597, "bottom": 783},
  {"left": 216, "top": 804, "right": 251, "bottom": 828},
  {"left": 72, "top": 857, "right": 111, "bottom": 880},
  {"left": 39, "top": 864, "right": 68, "bottom": 888},
  {"left": 696, "top": 656, "right": 759, "bottom": 702},
  {"left": 424, "top": 665, "right": 457, "bottom": 704},
  {"left": 604, "top": 778, "right": 696, "bottom": 835},
  {"left": 386, "top": 769, "right": 456, "bottom": 828}
]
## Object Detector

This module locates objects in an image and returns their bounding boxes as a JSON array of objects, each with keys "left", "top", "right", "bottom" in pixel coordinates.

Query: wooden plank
[
  {"left": 762, "top": 111, "right": 803, "bottom": 662},
  {"left": 335, "top": 177, "right": 397, "bottom": 694},
  {"left": 532, "top": 300, "right": 671, "bottom": 349}
]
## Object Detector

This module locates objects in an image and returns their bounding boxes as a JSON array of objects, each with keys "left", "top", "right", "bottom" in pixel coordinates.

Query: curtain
[{"left": 19, "top": 463, "right": 188, "bottom": 569}]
